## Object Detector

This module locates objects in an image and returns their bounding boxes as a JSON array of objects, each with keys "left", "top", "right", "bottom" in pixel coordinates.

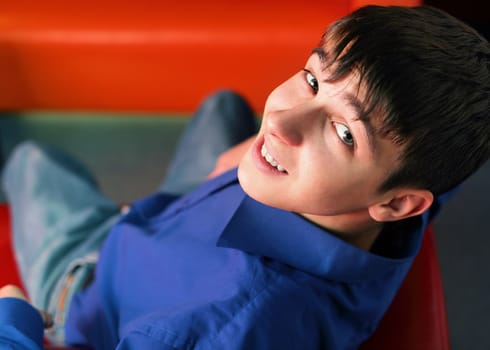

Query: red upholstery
[
  {"left": 0, "top": 205, "right": 22, "bottom": 288},
  {"left": 0, "top": 204, "right": 449, "bottom": 349},
  {"left": 0, "top": 0, "right": 420, "bottom": 113}
]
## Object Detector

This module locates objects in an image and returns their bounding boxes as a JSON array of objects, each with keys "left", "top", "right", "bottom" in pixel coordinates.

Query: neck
[{"left": 302, "top": 210, "right": 383, "bottom": 251}]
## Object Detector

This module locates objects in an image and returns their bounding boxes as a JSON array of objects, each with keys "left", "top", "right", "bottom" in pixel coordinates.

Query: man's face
[{"left": 238, "top": 48, "right": 401, "bottom": 232}]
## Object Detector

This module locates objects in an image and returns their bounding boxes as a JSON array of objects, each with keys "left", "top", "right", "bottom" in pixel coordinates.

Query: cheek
[{"left": 296, "top": 156, "right": 364, "bottom": 205}]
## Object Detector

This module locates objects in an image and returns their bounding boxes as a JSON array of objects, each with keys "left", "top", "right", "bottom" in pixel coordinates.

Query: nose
[{"left": 265, "top": 103, "right": 320, "bottom": 146}]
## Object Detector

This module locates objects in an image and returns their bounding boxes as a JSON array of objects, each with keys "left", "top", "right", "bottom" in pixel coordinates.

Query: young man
[{"left": 1, "top": 5, "right": 488, "bottom": 350}]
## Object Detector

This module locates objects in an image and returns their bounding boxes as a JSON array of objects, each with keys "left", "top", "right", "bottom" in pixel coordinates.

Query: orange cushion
[{"left": 0, "top": 0, "right": 420, "bottom": 113}]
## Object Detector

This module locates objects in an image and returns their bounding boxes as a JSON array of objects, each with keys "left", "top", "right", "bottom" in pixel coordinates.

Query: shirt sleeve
[{"left": 0, "top": 298, "right": 44, "bottom": 349}]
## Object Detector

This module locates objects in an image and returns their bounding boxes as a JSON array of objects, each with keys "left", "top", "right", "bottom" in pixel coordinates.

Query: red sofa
[{"left": 0, "top": 0, "right": 420, "bottom": 113}]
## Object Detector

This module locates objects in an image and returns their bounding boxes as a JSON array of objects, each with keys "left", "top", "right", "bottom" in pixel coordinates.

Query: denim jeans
[
  {"left": 159, "top": 90, "right": 257, "bottom": 194},
  {"left": 1, "top": 90, "right": 257, "bottom": 344}
]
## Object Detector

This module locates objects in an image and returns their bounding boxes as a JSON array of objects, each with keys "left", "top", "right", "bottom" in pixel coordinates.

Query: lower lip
[{"left": 251, "top": 136, "right": 288, "bottom": 176}]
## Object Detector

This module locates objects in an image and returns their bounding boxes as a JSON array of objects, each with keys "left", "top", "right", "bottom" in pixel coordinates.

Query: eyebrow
[{"left": 311, "top": 47, "right": 327, "bottom": 62}]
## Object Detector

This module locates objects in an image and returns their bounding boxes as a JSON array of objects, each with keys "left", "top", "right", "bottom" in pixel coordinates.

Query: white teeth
[
  {"left": 261, "top": 144, "right": 267, "bottom": 157},
  {"left": 261, "top": 144, "right": 286, "bottom": 173}
]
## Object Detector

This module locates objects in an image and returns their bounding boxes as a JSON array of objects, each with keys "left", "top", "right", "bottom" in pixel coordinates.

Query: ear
[{"left": 368, "top": 189, "right": 434, "bottom": 222}]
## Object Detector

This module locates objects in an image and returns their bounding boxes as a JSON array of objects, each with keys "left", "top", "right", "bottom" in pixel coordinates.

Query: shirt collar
[{"left": 217, "top": 189, "right": 427, "bottom": 283}]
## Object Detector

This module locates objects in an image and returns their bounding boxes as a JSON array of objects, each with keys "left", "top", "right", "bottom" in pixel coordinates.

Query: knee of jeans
[
  {"left": 6, "top": 141, "right": 47, "bottom": 169},
  {"left": 203, "top": 89, "right": 249, "bottom": 112},
  {"left": 208, "top": 89, "right": 243, "bottom": 102},
  {"left": 2, "top": 141, "right": 46, "bottom": 185}
]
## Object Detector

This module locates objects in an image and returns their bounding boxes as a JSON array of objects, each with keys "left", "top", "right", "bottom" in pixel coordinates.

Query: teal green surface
[{"left": 0, "top": 112, "right": 189, "bottom": 203}]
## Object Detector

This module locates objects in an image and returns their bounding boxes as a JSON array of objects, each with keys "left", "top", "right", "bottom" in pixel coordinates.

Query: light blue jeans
[{"left": 1, "top": 90, "right": 256, "bottom": 344}]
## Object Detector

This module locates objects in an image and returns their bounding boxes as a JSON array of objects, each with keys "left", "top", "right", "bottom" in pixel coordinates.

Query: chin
[
  {"left": 237, "top": 165, "right": 263, "bottom": 200},
  {"left": 237, "top": 163, "right": 253, "bottom": 195}
]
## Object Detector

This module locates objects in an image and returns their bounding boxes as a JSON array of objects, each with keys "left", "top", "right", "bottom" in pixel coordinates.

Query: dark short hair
[{"left": 322, "top": 5, "right": 489, "bottom": 195}]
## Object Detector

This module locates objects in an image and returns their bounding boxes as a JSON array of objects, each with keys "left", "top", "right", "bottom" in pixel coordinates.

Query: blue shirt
[{"left": 0, "top": 169, "right": 440, "bottom": 349}]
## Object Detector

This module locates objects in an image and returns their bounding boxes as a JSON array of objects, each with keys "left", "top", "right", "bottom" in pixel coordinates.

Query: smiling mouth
[{"left": 261, "top": 144, "right": 287, "bottom": 173}]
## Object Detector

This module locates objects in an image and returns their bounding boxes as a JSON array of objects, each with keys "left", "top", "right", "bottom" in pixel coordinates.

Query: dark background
[
  {"left": 423, "top": 1, "right": 489, "bottom": 349},
  {"left": 426, "top": 0, "right": 489, "bottom": 40}
]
